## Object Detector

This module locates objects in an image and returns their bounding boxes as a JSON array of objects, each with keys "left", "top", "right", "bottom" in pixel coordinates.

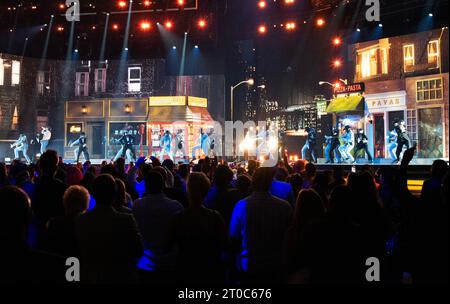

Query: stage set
[{"left": 63, "top": 96, "right": 215, "bottom": 164}]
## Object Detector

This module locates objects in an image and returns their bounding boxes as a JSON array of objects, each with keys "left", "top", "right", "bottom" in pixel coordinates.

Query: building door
[
  {"left": 87, "top": 122, "right": 105, "bottom": 160},
  {"left": 373, "top": 114, "right": 385, "bottom": 158}
]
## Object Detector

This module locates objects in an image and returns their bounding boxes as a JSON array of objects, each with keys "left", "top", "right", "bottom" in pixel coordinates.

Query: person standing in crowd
[
  {"left": 387, "top": 128, "right": 398, "bottom": 161},
  {"left": 394, "top": 120, "right": 411, "bottom": 164},
  {"left": 229, "top": 167, "right": 293, "bottom": 283},
  {"left": 40, "top": 126, "right": 52, "bottom": 154},
  {"left": 11, "top": 134, "right": 31, "bottom": 164},
  {"left": 0, "top": 186, "right": 66, "bottom": 283},
  {"left": 354, "top": 128, "right": 373, "bottom": 163},
  {"left": 339, "top": 125, "right": 355, "bottom": 163},
  {"left": 70, "top": 132, "right": 90, "bottom": 163},
  {"left": 168, "top": 172, "right": 227, "bottom": 284},
  {"left": 44, "top": 185, "right": 90, "bottom": 259},
  {"left": 324, "top": 127, "right": 341, "bottom": 164},
  {"left": 301, "top": 127, "right": 317, "bottom": 163},
  {"left": 75, "top": 174, "right": 143, "bottom": 284},
  {"left": 133, "top": 170, "right": 183, "bottom": 283},
  {"left": 32, "top": 150, "right": 68, "bottom": 248}
]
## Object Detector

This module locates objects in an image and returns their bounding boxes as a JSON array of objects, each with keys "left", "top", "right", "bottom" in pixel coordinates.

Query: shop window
[
  {"left": 95, "top": 68, "right": 106, "bottom": 93},
  {"left": 427, "top": 40, "right": 440, "bottom": 68},
  {"left": 75, "top": 72, "right": 90, "bottom": 96},
  {"left": 403, "top": 44, "right": 415, "bottom": 72},
  {"left": 381, "top": 48, "right": 388, "bottom": 74},
  {"left": 418, "top": 107, "right": 443, "bottom": 158},
  {"left": 0, "top": 59, "right": 4, "bottom": 86},
  {"left": 128, "top": 67, "right": 141, "bottom": 92},
  {"left": 37, "top": 71, "right": 50, "bottom": 96},
  {"left": 406, "top": 109, "right": 417, "bottom": 144},
  {"left": 12, "top": 60, "right": 20, "bottom": 85},
  {"left": 358, "top": 48, "right": 378, "bottom": 79},
  {"left": 416, "top": 78, "right": 443, "bottom": 102}
]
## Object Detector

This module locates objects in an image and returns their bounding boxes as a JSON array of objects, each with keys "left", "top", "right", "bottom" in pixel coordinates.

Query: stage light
[
  {"left": 286, "top": 22, "right": 296, "bottom": 31},
  {"left": 172, "top": 46, "right": 177, "bottom": 50},
  {"left": 177, "top": 0, "right": 186, "bottom": 7},
  {"left": 59, "top": 3, "right": 65, "bottom": 10},
  {"left": 57, "top": 26, "right": 64, "bottom": 32},
  {"left": 31, "top": 5, "right": 37, "bottom": 10},
  {"left": 118, "top": 1, "right": 127, "bottom": 8},
  {"left": 197, "top": 19, "right": 207, "bottom": 29},
  {"left": 143, "top": 0, "right": 151, "bottom": 6},
  {"left": 258, "top": 25, "right": 267, "bottom": 34},
  {"left": 333, "top": 37, "right": 342, "bottom": 46},
  {"left": 112, "top": 24, "right": 119, "bottom": 30},
  {"left": 164, "top": 21, "right": 173, "bottom": 29},
  {"left": 334, "top": 82, "right": 341, "bottom": 89},
  {"left": 124, "top": 104, "right": 132, "bottom": 114},
  {"left": 194, "top": 45, "right": 199, "bottom": 49},
  {"left": 316, "top": 18, "right": 325, "bottom": 27},
  {"left": 74, "top": 49, "right": 79, "bottom": 53},
  {"left": 428, "top": 13, "right": 433, "bottom": 17},
  {"left": 140, "top": 21, "right": 152, "bottom": 31},
  {"left": 258, "top": 1, "right": 267, "bottom": 9},
  {"left": 284, "top": 0, "right": 295, "bottom": 4},
  {"left": 356, "top": 28, "right": 361, "bottom": 32},
  {"left": 125, "top": 47, "right": 129, "bottom": 51},
  {"left": 91, "top": 26, "right": 96, "bottom": 30},
  {"left": 378, "top": 23, "right": 383, "bottom": 27},
  {"left": 333, "top": 59, "right": 342, "bottom": 68}
]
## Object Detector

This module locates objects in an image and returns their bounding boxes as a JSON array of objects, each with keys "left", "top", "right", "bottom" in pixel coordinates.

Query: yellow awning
[{"left": 326, "top": 95, "right": 365, "bottom": 113}]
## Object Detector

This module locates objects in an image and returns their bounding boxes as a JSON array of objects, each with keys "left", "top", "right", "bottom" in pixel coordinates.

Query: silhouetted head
[
  {"left": 144, "top": 170, "right": 165, "bottom": 195},
  {"left": 431, "top": 159, "right": 448, "bottom": 180},
  {"left": 63, "top": 185, "right": 89, "bottom": 216},
  {"left": 39, "top": 150, "right": 59, "bottom": 176},
  {"left": 187, "top": 172, "right": 211, "bottom": 206},
  {"left": 92, "top": 174, "right": 117, "bottom": 206},
  {"left": 0, "top": 186, "right": 31, "bottom": 240},
  {"left": 213, "top": 164, "right": 234, "bottom": 188},
  {"left": 252, "top": 167, "right": 275, "bottom": 192}
]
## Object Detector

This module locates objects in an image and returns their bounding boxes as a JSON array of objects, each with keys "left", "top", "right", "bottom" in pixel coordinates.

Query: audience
[{"left": 0, "top": 145, "right": 448, "bottom": 285}]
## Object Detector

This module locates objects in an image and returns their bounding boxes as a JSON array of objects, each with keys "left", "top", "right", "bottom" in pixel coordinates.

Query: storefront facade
[
  {"left": 364, "top": 90, "right": 407, "bottom": 159},
  {"left": 405, "top": 73, "right": 449, "bottom": 158}
]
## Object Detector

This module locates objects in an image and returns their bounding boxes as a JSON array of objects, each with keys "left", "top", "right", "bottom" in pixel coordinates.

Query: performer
[
  {"left": 159, "top": 130, "right": 173, "bottom": 161},
  {"left": 394, "top": 120, "right": 411, "bottom": 163},
  {"left": 338, "top": 125, "right": 355, "bottom": 163},
  {"left": 174, "top": 129, "right": 185, "bottom": 158},
  {"left": 30, "top": 132, "right": 41, "bottom": 160},
  {"left": 40, "top": 126, "right": 52, "bottom": 154},
  {"left": 324, "top": 127, "right": 341, "bottom": 164},
  {"left": 354, "top": 128, "right": 373, "bottom": 163},
  {"left": 70, "top": 132, "right": 90, "bottom": 163},
  {"left": 301, "top": 127, "right": 317, "bottom": 163},
  {"left": 387, "top": 129, "right": 398, "bottom": 161},
  {"left": 114, "top": 131, "right": 136, "bottom": 162},
  {"left": 11, "top": 134, "right": 31, "bottom": 164},
  {"left": 191, "top": 128, "right": 209, "bottom": 159}
]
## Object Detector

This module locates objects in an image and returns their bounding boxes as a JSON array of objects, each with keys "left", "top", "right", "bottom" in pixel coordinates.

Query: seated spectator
[
  {"left": 75, "top": 174, "right": 143, "bottom": 284},
  {"left": 0, "top": 186, "right": 65, "bottom": 284},
  {"left": 44, "top": 185, "right": 89, "bottom": 258},
  {"left": 114, "top": 179, "right": 133, "bottom": 213},
  {"left": 133, "top": 170, "right": 183, "bottom": 283},
  {"left": 168, "top": 172, "right": 227, "bottom": 284},
  {"left": 230, "top": 167, "right": 293, "bottom": 283}
]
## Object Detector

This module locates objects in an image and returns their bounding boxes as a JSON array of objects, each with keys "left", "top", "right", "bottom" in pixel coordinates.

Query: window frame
[
  {"left": 128, "top": 66, "right": 142, "bottom": 92},
  {"left": 427, "top": 40, "right": 440, "bottom": 68},
  {"left": 94, "top": 68, "right": 107, "bottom": 93},
  {"left": 75, "top": 72, "right": 90, "bottom": 97},
  {"left": 0, "top": 58, "right": 4, "bottom": 86},
  {"left": 403, "top": 44, "right": 415, "bottom": 72},
  {"left": 416, "top": 77, "right": 443, "bottom": 102},
  {"left": 11, "top": 60, "right": 20, "bottom": 86}
]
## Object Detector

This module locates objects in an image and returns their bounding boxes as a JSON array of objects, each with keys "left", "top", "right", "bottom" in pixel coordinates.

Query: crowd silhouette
[{"left": 0, "top": 147, "right": 448, "bottom": 284}]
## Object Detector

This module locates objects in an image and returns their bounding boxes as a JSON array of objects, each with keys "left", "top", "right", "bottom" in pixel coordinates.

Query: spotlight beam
[
  {"left": 39, "top": 16, "right": 54, "bottom": 70},
  {"left": 99, "top": 13, "right": 110, "bottom": 62},
  {"left": 179, "top": 32, "right": 188, "bottom": 76}
]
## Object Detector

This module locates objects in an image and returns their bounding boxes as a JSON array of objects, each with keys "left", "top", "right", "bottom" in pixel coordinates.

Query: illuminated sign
[
  {"left": 188, "top": 96, "right": 208, "bottom": 108},
  {"left": 334, "top": 83, "right": 365, "bottom": 95},
  {"left": 149, "top": 96, "right": 186, "bottom": 106}
]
